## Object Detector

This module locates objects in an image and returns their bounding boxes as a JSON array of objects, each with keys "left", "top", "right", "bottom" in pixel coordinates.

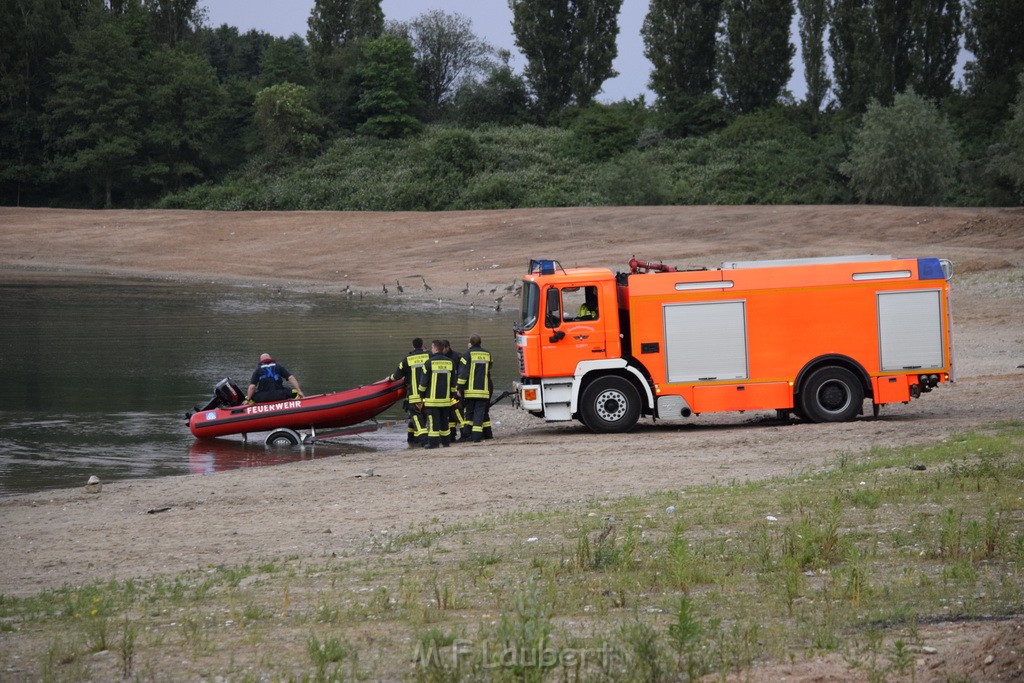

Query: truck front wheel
[
  {"left": 799, "top": 367, "right": 863, "bottom": 423},
  {"left": 580, "top": 377, "right": 641, "bottom": 433}
]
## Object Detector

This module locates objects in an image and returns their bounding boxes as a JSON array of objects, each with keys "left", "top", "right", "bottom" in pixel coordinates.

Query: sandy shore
[{"left": 1, "top": 205, "right": 1022, "bottom": 598}]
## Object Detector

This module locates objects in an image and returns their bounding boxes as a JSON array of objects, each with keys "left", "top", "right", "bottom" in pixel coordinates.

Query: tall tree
[
  {"left": 0, "top": 0, "right": 88, "bottom": 205},
  {"left": 510, "top": 0, "right": 574, "bottom": 117},
  {"left": 143, "top": 0, "right": 203, "bottom": 46},
  {"left": 798, "top": 0, "right": 831, "bottom": 115},
  {"left": 254, "top": 82, "right": 325, "bottom": 158},
  {"left": 1004, "top": 72, "right": 1024, "bottom": 200},
  {"left": 194, "top": 25, "right": 274, "bottom": 82},
  {"left": 908, "top": 0, "right": 961, "bottom": 101},
  {"left": 873, "top": 0, "right": 914, "bottom": 103},
  {"left": 451, "top": 49, "right": 532, "bottom": 127},
  {"left": 402, "top": 10, "right": 492, "bottom": 118},
  {"left": 356, "top": 34, "right": 422, "bottom": 138},
  {"left": 641, "top": 0, "right": 722, "bottom": 103},
  {"left": 829, "top": 0, "right": 881, "bottom": 112},
  {"left": 307, "top": 0, "right": 383, "bottom": 127},
  {"left": 510, "top": 0, "right": 623, "bottom": 119},
  {"left": 44, "top": 5, "right": 150, "bottom": 207},
  {"left": 259, "top": 35, "right": 313, "bottom": 88},
  {"left": 569, "top": 0, "right": 623, "bottom": 107},
  {"left": 307, "top": 0, "right": 383, "bottom": 80},
  {"left": 718, "top": 0, "right": 795, "bottom": 113},
  {"left": 641, "top": 0, "right": 724, "bottom": 136},
  {"left": 964, "top": 0, "right": 1024, "bottom": 95},
  {"left": 141, "top": 46, "right": 225, "bottom": 192}
]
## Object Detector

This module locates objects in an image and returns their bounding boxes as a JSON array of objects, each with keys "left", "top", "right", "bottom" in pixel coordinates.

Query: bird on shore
[
  {"left": 396, "top": 279, "right": 404, "bottom": 293},
  {"left": 489, "top": 285, "right": 498, "bottom": 294},
  {"left": 494, "top": 302, "right": 501, "bottom": 312},
  {"left": 494, "top": 294, "right": 505, "bottom": 303},
  {"left": 505, "top": 282, "right": 516, "bottom": 292},
  {"left": 461, "top": 283, "right": 469, "bottom": 296},
  {"left": 382, "top": 283, "right": 388, "bottom": 294},
  {"left": 422, "top": 277, "right": 432, "bottom": 292}
]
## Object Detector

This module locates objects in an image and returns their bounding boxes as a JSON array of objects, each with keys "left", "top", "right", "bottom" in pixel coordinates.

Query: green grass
[{"left": 1, "top": 424, "right": 1021, "bottom": 680}]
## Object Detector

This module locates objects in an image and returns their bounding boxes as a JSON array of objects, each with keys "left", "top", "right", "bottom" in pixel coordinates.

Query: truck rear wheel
[
  {"left": 799, "top": 367, "right": 863, "bottom": 423},
  {"left": 580, "top": 377, "right": 640, "bottom": 433}
]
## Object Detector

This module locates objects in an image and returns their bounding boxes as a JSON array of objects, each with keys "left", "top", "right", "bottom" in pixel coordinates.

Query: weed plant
[{"left": 1, "top": 424, "right": 1021, "bottom": 680}]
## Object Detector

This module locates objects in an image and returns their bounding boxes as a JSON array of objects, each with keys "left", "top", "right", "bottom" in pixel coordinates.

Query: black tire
[
  {"left": 799, "top": 366, "right": 864, "bottom": 423},
  {"left": 580, "top": 376, "right": 641, "bottom": 433},
  {"left": 265, "top": 428, "right": 301, "bottom": 447}
]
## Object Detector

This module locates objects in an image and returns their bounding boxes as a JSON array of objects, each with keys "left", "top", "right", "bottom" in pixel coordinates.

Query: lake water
[{"left": 0, "top": 274, "right": 518, "bottom": 497}]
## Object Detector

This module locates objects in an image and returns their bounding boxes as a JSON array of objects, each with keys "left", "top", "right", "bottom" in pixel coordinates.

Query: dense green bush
[
  {"left": 841, "top": 91, "right": 960, "bottom": 205},
  {"left": 598, "top": 151, "right": 671, "bottom": 205},
  {"left": 159, "top": 114, "right": 863, "bottom": 210},
  {"left": 254, "top": 82, "right": 324, "bottom": 160},
  {"left": 564, "top": 101, "right": 650, "bottom": 161},
  {"left": 669, "top": 110, "right": 853, "bottom": 205}
]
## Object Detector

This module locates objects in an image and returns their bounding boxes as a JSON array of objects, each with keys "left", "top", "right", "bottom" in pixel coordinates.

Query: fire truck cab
[{"left": 513, "top": 255, "right": 953, "bottom": 433}]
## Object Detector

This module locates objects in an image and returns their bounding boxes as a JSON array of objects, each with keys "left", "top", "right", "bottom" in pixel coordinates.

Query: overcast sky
[{"left": 203, "top": 0, "right": 812, "bottom": 103}]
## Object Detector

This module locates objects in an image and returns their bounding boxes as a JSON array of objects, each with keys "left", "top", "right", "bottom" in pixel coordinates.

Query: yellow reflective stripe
[
  {"left": 465, "top": 350, "right": 491, "bottom": 398},
  {"left": 422, "top": 358, "right": 454, "bottom": 405}
]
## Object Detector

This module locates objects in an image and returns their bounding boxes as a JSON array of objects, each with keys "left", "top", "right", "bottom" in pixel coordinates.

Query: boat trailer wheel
[{"left": 265, "top": 428, "right": 302, "bottom": 447}]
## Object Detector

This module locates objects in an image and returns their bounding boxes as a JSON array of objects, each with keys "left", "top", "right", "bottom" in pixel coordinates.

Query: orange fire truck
[{"left": 513, "top": 255, "right": 953, "bottom": 432}]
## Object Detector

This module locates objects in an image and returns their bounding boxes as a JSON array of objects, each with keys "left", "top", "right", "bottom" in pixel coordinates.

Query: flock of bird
[{"left": 340, "top": 275, "right": 520, "bottom": 312}]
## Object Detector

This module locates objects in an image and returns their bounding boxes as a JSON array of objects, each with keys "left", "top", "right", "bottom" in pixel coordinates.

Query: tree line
[{"left": 1, "top": 0, "right": 1022, "bottom": 209}]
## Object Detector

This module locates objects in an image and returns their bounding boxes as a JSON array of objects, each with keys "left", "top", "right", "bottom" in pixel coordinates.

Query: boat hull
[{"left": 189, "top": 378, "right": 406, "bottom": 439}]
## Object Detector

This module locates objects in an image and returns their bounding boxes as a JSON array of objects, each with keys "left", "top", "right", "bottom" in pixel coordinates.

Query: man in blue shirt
[{"left": 246, "top": 353, "right": 305, "bottom": 403}]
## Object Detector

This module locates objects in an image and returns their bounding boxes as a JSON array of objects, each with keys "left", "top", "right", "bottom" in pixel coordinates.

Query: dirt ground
[{"left": 1, "top": 205, "right": 1023, "bottom": 680}]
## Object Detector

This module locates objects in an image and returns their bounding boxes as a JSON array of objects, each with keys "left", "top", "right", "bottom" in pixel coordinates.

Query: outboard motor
[
  {"left": 192, "top": 377, "right": 245, "bottom": 414},
  {"left": 214, "top": 378, "right": 245, "bottom": 407}
]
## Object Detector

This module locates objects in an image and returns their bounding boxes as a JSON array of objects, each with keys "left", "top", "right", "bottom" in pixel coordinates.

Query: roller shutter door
[
  {"left": 664, "top": 301, "right": 748, "bottom": 382},
  {"left": 878, "top": 290, "right": 944, "bottom": 371}
]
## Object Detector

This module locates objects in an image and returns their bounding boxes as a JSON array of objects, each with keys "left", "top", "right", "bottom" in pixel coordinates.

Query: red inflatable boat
[{"left": 188, "top": 377, "right": 406, "bottom": 440}]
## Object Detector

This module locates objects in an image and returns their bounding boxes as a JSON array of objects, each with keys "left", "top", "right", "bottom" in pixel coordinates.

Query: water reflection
[
  {"left": 186, "top": 436, "right": 384, "bottom": 475},
  {"left": 0, "top": 274, "right": 516, "bottom": 496}
]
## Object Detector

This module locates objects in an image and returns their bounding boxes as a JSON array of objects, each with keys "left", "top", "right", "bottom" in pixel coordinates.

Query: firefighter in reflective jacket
[
  {"left": 390, "top": 337, "right": 430, "bottom": 446},
  {"left": 457, "top": 335, "right": 493, "bottom": 442},
  {"left": 442, "top": 339, "right": 467, "bottom": 438},
  {"left": 417, "top": 340, "right": 457, "bottom": 448}
]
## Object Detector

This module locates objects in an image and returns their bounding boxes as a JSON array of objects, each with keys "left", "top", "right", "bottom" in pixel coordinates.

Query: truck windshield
[{"left": 519, "top": 281, "right": 540, "bottom": 330}]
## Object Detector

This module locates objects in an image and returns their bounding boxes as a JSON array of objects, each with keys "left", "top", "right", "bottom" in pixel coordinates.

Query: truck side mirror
[{"left": 549, "top": 330, "right": 566, "bottom": 343}]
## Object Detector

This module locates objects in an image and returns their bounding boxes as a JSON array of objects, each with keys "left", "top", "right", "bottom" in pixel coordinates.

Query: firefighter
[
  {"left": 442, "top": 339, "right": 467, "bottom": 439},
  {"left": 246, "top": 353, "right": 304, "bottom": 403},
  {"left": 418, "top": 340, "right": 457, "bottom": 449},
  {"left": 457, "top": 335, "right": 493, "bottom": 442},
  {"left": 390, "top": 337, "right": 429, "bottom": 447},
  {"left": 578, "top": 288, "right": 598, "bottom": 320}
]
